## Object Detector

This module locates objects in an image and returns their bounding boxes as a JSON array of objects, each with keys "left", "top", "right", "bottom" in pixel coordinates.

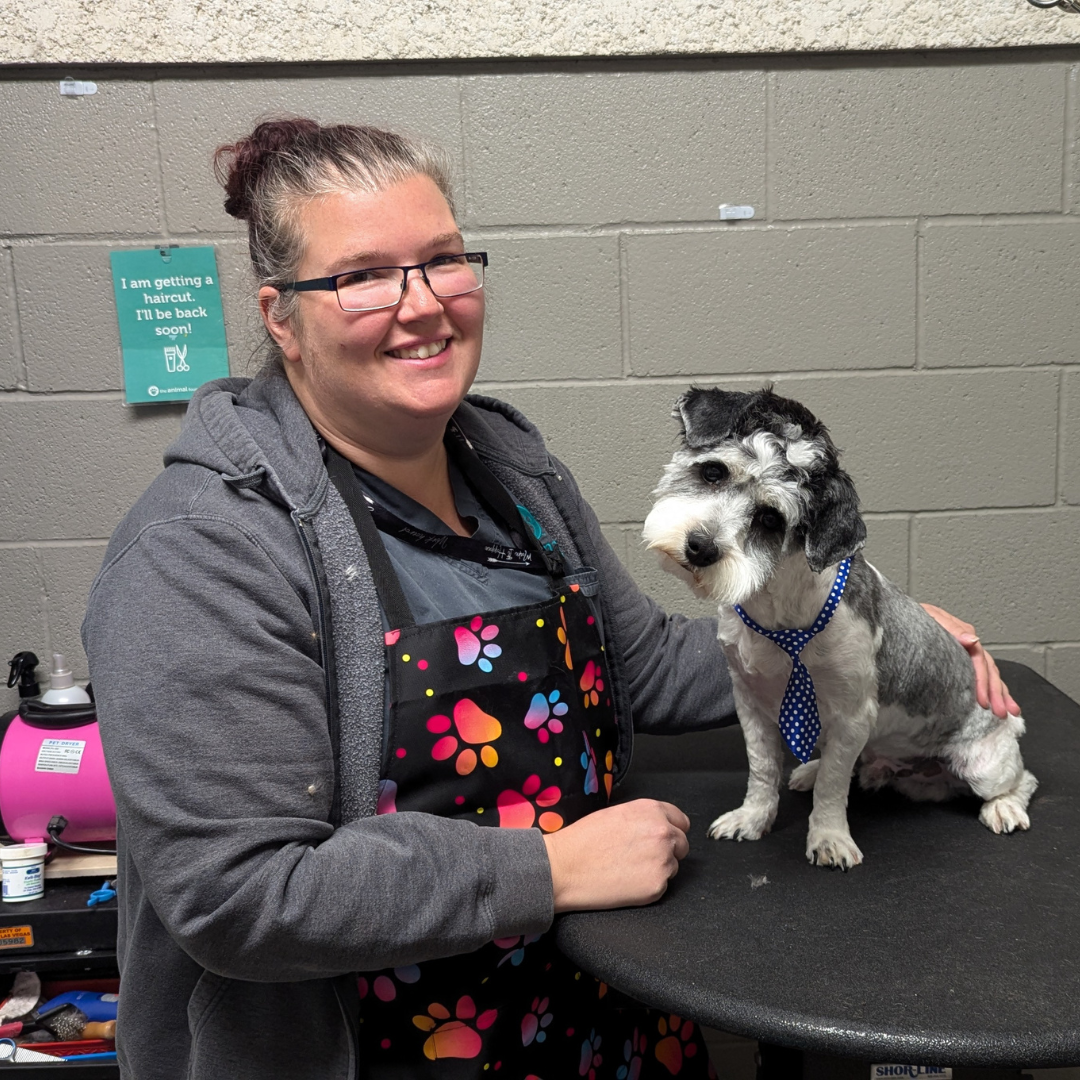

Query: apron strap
[
  {"left": 446, "top": 424, "right": 564, "bottom": 578},
  {"left": 324, "top": 445, "right": 417, "bottom": 631}
]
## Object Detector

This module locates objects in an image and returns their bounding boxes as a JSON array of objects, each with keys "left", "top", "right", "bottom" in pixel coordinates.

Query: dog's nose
[{"left": 684, "top": 531, "right": 720, "bottom": 567}]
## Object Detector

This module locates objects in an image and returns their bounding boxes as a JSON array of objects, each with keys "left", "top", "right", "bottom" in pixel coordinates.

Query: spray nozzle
[
  {"left": 49, "top": 653, "right": 74, "bottom": 690},
  {"left": 7, "top": 652, "right": 40, "bottom": 698}
]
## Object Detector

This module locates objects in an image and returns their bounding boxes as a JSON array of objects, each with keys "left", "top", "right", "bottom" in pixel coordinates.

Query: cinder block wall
[{"left": 2, "top": 49, "right": 1078, "bottom": 712}]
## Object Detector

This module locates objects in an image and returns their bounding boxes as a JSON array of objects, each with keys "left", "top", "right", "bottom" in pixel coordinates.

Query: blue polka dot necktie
[{"left": 732, "top": 559, "right": 851, "bottom": 764}]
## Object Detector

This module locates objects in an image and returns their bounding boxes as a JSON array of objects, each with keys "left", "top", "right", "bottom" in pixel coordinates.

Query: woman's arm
[{"left": 83, "top": 515, "right": 553, "bottom": 981}]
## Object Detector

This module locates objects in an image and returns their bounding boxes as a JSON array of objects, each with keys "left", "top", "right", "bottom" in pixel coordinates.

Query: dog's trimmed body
[{"left": 643, "top": 387, "right": 1036, "bottom": 869}]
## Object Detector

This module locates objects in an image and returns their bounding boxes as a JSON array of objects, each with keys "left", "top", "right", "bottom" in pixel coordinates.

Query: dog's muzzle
[{"left": 684, "top": 531, "right": 720, "bottom": 568}]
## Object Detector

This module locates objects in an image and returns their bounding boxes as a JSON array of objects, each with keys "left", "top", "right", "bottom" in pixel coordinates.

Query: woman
[{"left": 83, "top": 118, "right": 1015, "bottom": 1080}]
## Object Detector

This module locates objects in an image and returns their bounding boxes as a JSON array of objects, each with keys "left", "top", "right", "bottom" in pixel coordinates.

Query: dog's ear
[
  {"left": 804, "top": 468, "right": 866, "bottom": 573},
  {"left": 674, "top": 388, "right": 749, "bottom": 449}
]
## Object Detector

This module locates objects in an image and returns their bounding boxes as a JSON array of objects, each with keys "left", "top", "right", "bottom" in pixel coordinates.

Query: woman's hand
[
  {"left": 543, "top": 800, "right": 690, "bottom": 913},
  {"left": 921, "top": 603, "right": 1020, "bottom": 719}
]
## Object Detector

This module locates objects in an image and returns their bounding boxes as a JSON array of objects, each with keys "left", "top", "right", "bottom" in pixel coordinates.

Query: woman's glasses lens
[{"left": 336, "top": 254, "right": 485, "bottom": 311}]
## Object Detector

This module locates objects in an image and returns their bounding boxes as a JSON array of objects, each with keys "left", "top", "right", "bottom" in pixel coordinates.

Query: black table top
[{"left": 554, "top": 662, "right": 1080, "bottom": 1069}]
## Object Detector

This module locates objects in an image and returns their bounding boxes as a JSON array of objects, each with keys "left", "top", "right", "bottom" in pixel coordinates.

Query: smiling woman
[{"left": 82, "top": 117, "right": 732, "bottom": 1080}]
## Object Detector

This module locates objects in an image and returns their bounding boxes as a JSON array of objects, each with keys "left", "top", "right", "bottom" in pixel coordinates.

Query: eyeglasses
[{"left": 280, "top": 252, "right": 488, "bottom": 312}]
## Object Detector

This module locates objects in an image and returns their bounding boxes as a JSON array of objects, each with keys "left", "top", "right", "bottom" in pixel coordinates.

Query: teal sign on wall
[{"left": 110, "top": 246, "right": 229, "bottom": 404}]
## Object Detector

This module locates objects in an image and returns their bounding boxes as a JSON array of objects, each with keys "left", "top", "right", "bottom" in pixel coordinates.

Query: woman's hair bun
[{"left": 213, "top": 118, "right": 322, "bottom": 221}]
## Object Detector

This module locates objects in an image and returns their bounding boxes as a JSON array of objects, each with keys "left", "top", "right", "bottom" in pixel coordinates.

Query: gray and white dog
[{"left": 642, "top": 386, "right": 1037, "bottom": 869}]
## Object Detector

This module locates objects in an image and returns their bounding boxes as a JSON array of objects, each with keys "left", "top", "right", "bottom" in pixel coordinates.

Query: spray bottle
[{"left": 39, "top": 654, "right": 91, "bottom": 706}]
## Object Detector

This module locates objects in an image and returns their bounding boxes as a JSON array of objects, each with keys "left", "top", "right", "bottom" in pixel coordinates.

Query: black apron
[{"left": 326, "top": 439, "right": 712, "bottom": 1080}]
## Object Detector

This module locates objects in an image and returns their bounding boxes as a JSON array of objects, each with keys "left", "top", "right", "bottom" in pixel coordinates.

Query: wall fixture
[
  {"left": 1028, "top": 0, "right": 1080, "bottom": 13},
  {"left": 59, "top": 78, "right": 97, "bottom": 96}
]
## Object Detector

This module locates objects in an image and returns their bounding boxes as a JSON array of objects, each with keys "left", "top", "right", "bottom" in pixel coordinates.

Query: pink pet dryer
[{"left": 0, "top": 697, "right": 116, "bottom": 846}]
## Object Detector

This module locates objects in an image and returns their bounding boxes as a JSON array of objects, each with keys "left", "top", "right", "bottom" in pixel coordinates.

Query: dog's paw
[
  {"left": 707, "top": 805, "right": 773, "bottom": 842},
  {"left": 980, "top": 795, "right": 1031, "bottom": 834},
  {"left": 788, "top": 760, "right": 819, "bottom": 792},
  {"left": 806, "top": 827, "right": 863, "bottom": 870}
]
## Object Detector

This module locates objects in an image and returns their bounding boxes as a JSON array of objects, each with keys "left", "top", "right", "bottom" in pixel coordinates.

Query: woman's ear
[{"left": 258, "top": 286, "right": 302, "bottom": 363}]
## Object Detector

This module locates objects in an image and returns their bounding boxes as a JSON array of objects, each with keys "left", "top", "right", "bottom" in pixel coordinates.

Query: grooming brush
[
  {"left": 36, "top": 1006, "right": 115, "bottom": 1041},
  {"left": 30, "top": 991, "right": 117, "bottom": 1042}
]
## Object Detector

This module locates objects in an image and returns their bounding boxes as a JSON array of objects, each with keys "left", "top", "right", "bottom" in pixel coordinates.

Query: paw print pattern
[
  {"left": 493, "top": 931, "right": 542, "bottom": 967},
  {"left": 496, "top": 773, "right": 564, "bottom": 832},
  {"left": 521, "top": 995, "right": 554, "bottom": 1046},
  {"left": 581, "top": 732, "right": 599, "bottom": 796},
  {"left": 579, "top": 1028, "right": 603, "bottom": 1078},
  {"left": 412, "top": 996, "right": 497, "bottom": 1061},
  {"left": 524, "top": 690, "right": 568, "bottom": 743},
  {"left": 579, "top": 659, "right": 605, "bottom": 709},
  {"left": 357, "top": 965, "right": 421, "bottom": 1002},
  {"left": 428, "top": 699, "right": 503, "bottom": 775},
  {"left": 617, "top": 1026, "right": 648, "bottom": 1080},
  {"left": 455, "top": 616, "right": 502, "bottom": 672},
  {"left": 654, "top": 1014, "right": 698, "bottom": 1075},
  {"left": 558, "top": 607, "right": 574, "bottom": 670}
]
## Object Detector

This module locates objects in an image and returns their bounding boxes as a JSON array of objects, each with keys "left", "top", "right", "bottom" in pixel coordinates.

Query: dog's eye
[
  {"left": 756, "top": 507, "right": 784, "bottom": 532},
  {"left": 700, "top": 461, "right": 729, "bottom": 484}
]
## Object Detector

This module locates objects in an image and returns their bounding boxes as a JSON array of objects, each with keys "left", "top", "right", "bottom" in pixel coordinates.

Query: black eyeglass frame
[{"left": 279, "top": 252, "right": 489, "bottom": 312}]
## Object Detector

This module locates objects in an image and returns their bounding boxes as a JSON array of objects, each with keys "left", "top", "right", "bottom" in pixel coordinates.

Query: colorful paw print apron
[{"left": 326, "top": 439, "right": 712, "bottom": 1080}]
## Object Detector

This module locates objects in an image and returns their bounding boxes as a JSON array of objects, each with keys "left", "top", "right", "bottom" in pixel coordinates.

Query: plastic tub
[{"left": 1, "top": 841, "right": 48, "bottom": 902}]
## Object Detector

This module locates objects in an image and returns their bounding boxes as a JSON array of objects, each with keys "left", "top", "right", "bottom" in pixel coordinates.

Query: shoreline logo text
[{"left": 872, "top": 1067, "right": 952, "bottom": 1078}]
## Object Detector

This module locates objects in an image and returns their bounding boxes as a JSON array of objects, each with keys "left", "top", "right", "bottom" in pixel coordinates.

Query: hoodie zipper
[
  {"left": 294, "top": 509, "right": 360, "bottom": 1077},
  {"left": 292, "top": 510, "right": 343, "bottom": 830}
]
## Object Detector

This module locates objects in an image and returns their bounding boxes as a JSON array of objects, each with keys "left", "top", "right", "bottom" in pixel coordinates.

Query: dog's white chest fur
[{"left": 718, "top": 600, "right": 877, "bottom": 739}]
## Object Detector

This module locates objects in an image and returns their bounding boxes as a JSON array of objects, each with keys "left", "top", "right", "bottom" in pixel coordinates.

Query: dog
[{"left": 642, "top": 386, "right": 1037, "bottom": 869}]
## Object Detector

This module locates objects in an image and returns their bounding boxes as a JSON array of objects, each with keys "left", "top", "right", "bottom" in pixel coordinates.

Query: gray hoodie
[{"left": 82, "top": 368, "right": 734, "bottom": 1080}]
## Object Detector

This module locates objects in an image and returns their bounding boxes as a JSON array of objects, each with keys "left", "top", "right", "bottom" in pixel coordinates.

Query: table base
[{"left": 758, "top": 1042, "right": 1035, "bottom": 1079}]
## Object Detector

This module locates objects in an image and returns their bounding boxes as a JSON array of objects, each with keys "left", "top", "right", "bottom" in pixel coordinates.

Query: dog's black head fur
[{"left": 674, "top": 386, "right": 867, "bottom": 574}]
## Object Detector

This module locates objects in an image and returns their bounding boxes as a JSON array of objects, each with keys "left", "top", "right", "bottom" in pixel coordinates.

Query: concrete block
[
  {"left": 15, "top": 243, "right": 122, "bottom": 391},
  {"left": 0, "top": 547, "right": 47, "bottom": 716},
  {"left": 16, "top": 240, "right": 264, "bottom": 391},
  {"left": 0, "top": 398, "right": 183, "bottom": 542},
  {"left": 0, "top": 80, "right": 161, "bottom": 235},
  {"left": 770, "top": 370, "right": 1059, "bottom": 513},
  {"left": 462, "top": 69, "right": 765, "bottom": 226},
  {"left": 626, "top": 225, "right": 914, "bottom": 376},
  {"left": 476, "top": 235, "right": 621, "bottom": 381},
  {"left": 494, "top": 370, "right": 1058, "bottom": 523},
  {"left": 0, "top": 246, "right": 20, "bottom": 389},
  {"left": 492, "top": 381, "right": 700, "bottom": 523},
  {"left": 923, "top": 223, "right": 1080, "bottom": 367},
  {"left": 40, "top": 544, "right": 109, "bottom": 683},
  {"left": 211, "top": 239, "right": 269, "bottom": 377},
  {"left": 981, "top": 644, "right": 1046, "bottom": 678},
  {"left": 862, "top": 515, "right": 909, "bottom": 593},
  {"left": 1047, "top": 644, "right": 1080, "bottom": 705},
  {"left": 912, "top": 509, "right": 1080, "bottom": 642},
  {"left": 773, "top": 62, "right": 1064, "bottom": 219},
  {"left": 1063, "top": 370, "right": 1080, "bottom": 506},
  {"left": 154, "top": 76, "right": 465, "bottom": 235},
  {"left": 1073, "top": 61, "right": 1080, "bottom": 218}
]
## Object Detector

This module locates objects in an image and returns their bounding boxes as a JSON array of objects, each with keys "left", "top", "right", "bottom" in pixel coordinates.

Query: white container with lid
[{"left": 1, "top": 842, "right": 48, "bottom": 902}]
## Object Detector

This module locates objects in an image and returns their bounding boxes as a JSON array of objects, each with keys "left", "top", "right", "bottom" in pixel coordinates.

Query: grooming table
[{"left": 555, "top": 662, "right": 1080, "bottom": 1078}]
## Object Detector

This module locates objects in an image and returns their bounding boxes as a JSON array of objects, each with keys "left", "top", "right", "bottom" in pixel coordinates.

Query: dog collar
[{"left": 732, "top": 558, "right": 852, "bottom": 763}]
